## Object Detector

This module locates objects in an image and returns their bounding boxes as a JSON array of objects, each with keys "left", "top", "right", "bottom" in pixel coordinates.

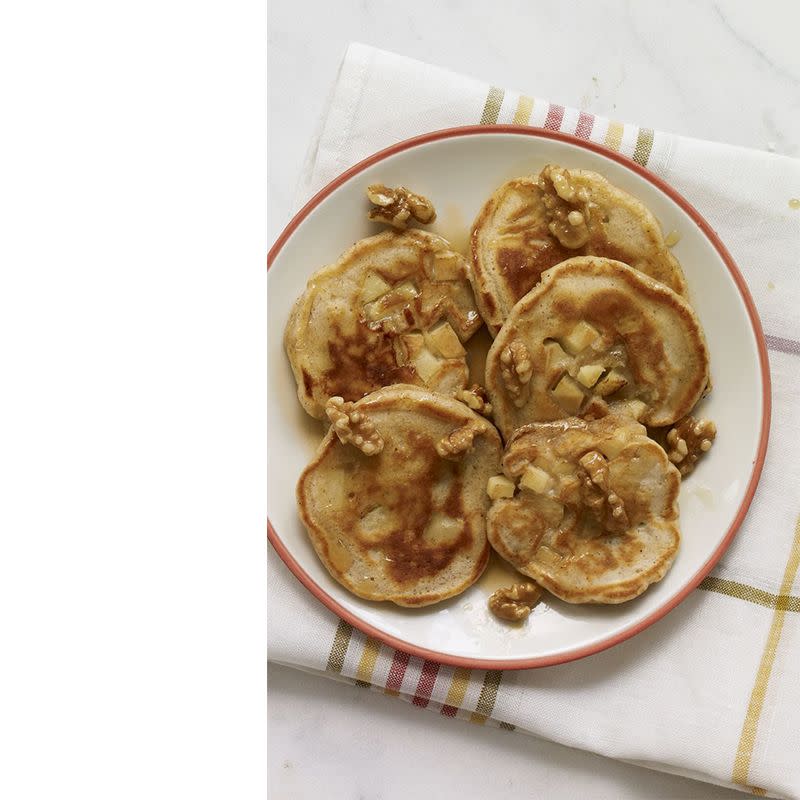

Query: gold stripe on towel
[
  {"left": 480, "top": 87, "right": 505, "bottom": 125},
  {"left": 512, "top": 95, "right": 534, "bottom": 125},
  {"left": 325, "top": 619, "right": 353, "bottom": 674},
  {"left": 732, "top": 515, "right": 800, "bottom": 788}
]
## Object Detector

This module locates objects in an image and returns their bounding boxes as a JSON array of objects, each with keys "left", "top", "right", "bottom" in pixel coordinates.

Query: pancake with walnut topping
[
  {"left": 485, "top": 257, "right": 709, "bottom": 439},
  {"left": 284, "top": 229, "right": 482, "bottom": 419},
  {"left": 486, "top": 410, "right": 681, "bottom": 603},
  {"left": 296, "top": 384, "right": 503, "bottom": 606},
  {"left": 470, "top": 164, "right": 688, "bottom": 335}
]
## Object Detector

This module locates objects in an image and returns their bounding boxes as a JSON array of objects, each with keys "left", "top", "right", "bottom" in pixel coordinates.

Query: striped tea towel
[{"left": 269, "top": 42, "right": 800, "bottom": 799}]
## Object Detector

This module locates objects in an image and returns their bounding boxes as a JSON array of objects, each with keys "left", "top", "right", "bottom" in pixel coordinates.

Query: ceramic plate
[{"left": 268, "top": 126, "right": 770, "bottom": 669}]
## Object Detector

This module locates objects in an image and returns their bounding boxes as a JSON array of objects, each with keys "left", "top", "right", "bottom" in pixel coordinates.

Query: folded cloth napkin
[{"left": 269, "top": 42, "right": 800, "bottom": 799}]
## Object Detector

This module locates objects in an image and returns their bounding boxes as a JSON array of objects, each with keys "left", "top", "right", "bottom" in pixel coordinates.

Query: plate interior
[{"left": 268, "top": 132, "right": 764, "bottom": 664}]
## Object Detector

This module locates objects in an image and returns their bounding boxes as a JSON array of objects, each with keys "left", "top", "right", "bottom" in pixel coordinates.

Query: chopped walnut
[
  {"left": 539, "top": 166, "right": 590, "bottom": 249},
  {"left": 435, "top": 419, "right": 487, "bottom": 459},
  {"left": 578, "top": 450, "right": 629, "bottom": 533},
  {"left": 500, "top": 340, "right": 533, "bottom": 408},
  {"left": 366, "top": 184, "right": 436, "bottom": 229},
  {"left": 581, "top": 396, "right": 610, "bottom": 421},
  {"left": 489, "top": 582, "right": 542, "bottom": 622},
  {"left": 325, "top": 397, "right": 384, "bottom": 456},
  {"left": 456, "top": 384, "right": 493, "bottom": 418},
  {"left": 664, "top": 416, "right": 716, "bottom": 477}
]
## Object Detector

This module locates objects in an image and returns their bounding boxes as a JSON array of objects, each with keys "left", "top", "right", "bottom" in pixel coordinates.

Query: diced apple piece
[
  {"left": 360, "top": 272, "right": 391, "bottom": 303},
  {"left": 563, "top": 321, "right": 600, "bottom": 355},
  {"left": 426, "top": 322, "right": 465, "bottom": 359},
  {"left": 624, "top": 399, "right": 647, "bottom": 420},
  {"left": 598, "top": 434, "right": 630, "bottom": 460},
  {"left": 392, "top": 281, "right": 420, "bottom": 303},
  {"left": 430, "top": 252, "right": 463, "bottom": 281},
  {"left": 544, "top": 340, "right": 570, "bottom": 376},
  {"left": 363, "top": 298, "right": 386, "bottom": 321},
  {"left": 520, "top": 465, "right": 551, "bottom": 494},
  {"left": 393, "top": 337, "right": 408, "bottom": 365},
  {"left": 595, "top": 369, "right": 628, "bottom": 397},
  {"left": 363, "top": 281, "right": 419, "bottom": 321},
  {"left": 412, "top": 347, "right": 441, "bottom": 382},
  {"left": 487, "top": 475, "right": 515, "bottom": 500},
  {"left": 552, "top": 375, "right": 586, "bottom": 414},
  {"left": 535, "top": 545, "right": 562, "bottom": 566},
  {"left": 395, "top": 332, "right": 424, "bottom": 366},
  {"left": 576, "top": 364, "right": 605, "bottom": 388},
  {"left": 403, "top": 332, "right": 424, "bottom": 354}
]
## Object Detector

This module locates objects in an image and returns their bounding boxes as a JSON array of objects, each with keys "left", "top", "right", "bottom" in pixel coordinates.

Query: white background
[
  {"left": 0, "top": 1, "right": 266, "bottom": 798},
  {"left": 268, "top": 1, "right": 799, "bottom": 798}
]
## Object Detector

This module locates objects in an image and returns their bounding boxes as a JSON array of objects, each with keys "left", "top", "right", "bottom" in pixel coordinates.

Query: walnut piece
[
  {"left": 500, "top": 340, "right": 533, "bottom": 408},
  {"left": 539, "top": 166, "right": 590, "bottom": 249},
  {"left": 578, "top": 450, "right": 629, "bottom": 533},
  {"left": 456, "top": 384, "right": 493, "bottom": 418},
  {"left": 436, "top": 419, "right": 487, "bottom": 459},
  {"left": 325, "top": 397, "right": 384, "bottom": 456},
  {"left": 489, "top": 582, "right": 543, "bottom": 622},
  {"left": 665, "top": 416, "right": 716, "bottom": 477},
  {"left": 367, "top": 183, "right": 436, "bottom": 229}
]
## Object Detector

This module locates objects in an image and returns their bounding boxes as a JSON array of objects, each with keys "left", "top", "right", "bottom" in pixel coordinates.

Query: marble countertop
[{"left": 268, "top": 1, "right": 798, "bottom": 796}]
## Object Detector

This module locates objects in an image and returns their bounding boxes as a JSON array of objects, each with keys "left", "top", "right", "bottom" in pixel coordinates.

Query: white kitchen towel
[{"left": 270, "top": 42, "right": 800, "bottom": 799}]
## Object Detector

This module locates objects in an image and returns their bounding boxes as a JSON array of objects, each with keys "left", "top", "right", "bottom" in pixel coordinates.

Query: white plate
[{"left": 268, "top": 127, "right": 770, "bottom": 669}]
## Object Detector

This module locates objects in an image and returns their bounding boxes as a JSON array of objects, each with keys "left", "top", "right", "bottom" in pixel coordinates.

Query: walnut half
[
  {"left": 489, "top": 582, "right": 543, "bottom": 622},
  {"left": 500, "top": 340, "right": 533, "bottom": 408},
  {"left": 456, "top": 384, "right": 493, "bottom": 418},
  {"left": 539, "top": 165, "right": 591, "bottom": 249},
  {"left": 436, "top": 419, "right": 487, "bottom": 459},
  {"left": 665, "top": 416, "right": 716, "bottom": 477},
  {"left": 578, "top": 450, "right": 629, "bottom": 533},
  {"left": 325, "top": 397, "right": 384, "bottom": 456},
  {"left": 367, "top": 184, "right": 436, "bottom": 229}
]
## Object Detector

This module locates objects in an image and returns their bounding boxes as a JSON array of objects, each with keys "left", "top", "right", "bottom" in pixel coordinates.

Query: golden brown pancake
[
  {"left": 470, "top": 165, "right": 688, "bottom": 334},
  {"left": 485, "top": 257, "right": 709, "bottom": 439},
  {"left": 285, "top": 229, "right": 482, "bottom": 419},
  {"left": 486, "top": 411, "right": 681, "bottom": 603},
  {"left": 296, "top": 384, "right": 503, "bottom": 606}
]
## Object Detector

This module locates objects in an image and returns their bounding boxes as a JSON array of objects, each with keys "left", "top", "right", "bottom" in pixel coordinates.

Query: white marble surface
[
  {"left": 267, "top": 1, "right": 799, "bottom": 796},
  {"left": 268, "top": 0, "right": 799, "bottom": 243},
  {"left": 268, "top": 663, "right": 746, "bottom": 800}
]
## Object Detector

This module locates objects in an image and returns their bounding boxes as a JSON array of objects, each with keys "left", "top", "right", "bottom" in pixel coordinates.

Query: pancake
[
  {"left": 470, "top": 165, "right": 688, "bottom": 334},
  {"left": 285, "top": 229, "right": 482, "bottom": 419},
  {"left": 486, "top": 411, "right": 681, "bottom": 603},
  {"left": 296, "top": 384, "right": 503, "bottom": 606},
  {"left": 485, "top": 257, "right": 709, "bottom": 439}
]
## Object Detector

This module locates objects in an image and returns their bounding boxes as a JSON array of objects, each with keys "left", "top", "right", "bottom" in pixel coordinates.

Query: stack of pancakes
[{"left": 285, "top": 165, "right": 711, "bottom": 610}]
